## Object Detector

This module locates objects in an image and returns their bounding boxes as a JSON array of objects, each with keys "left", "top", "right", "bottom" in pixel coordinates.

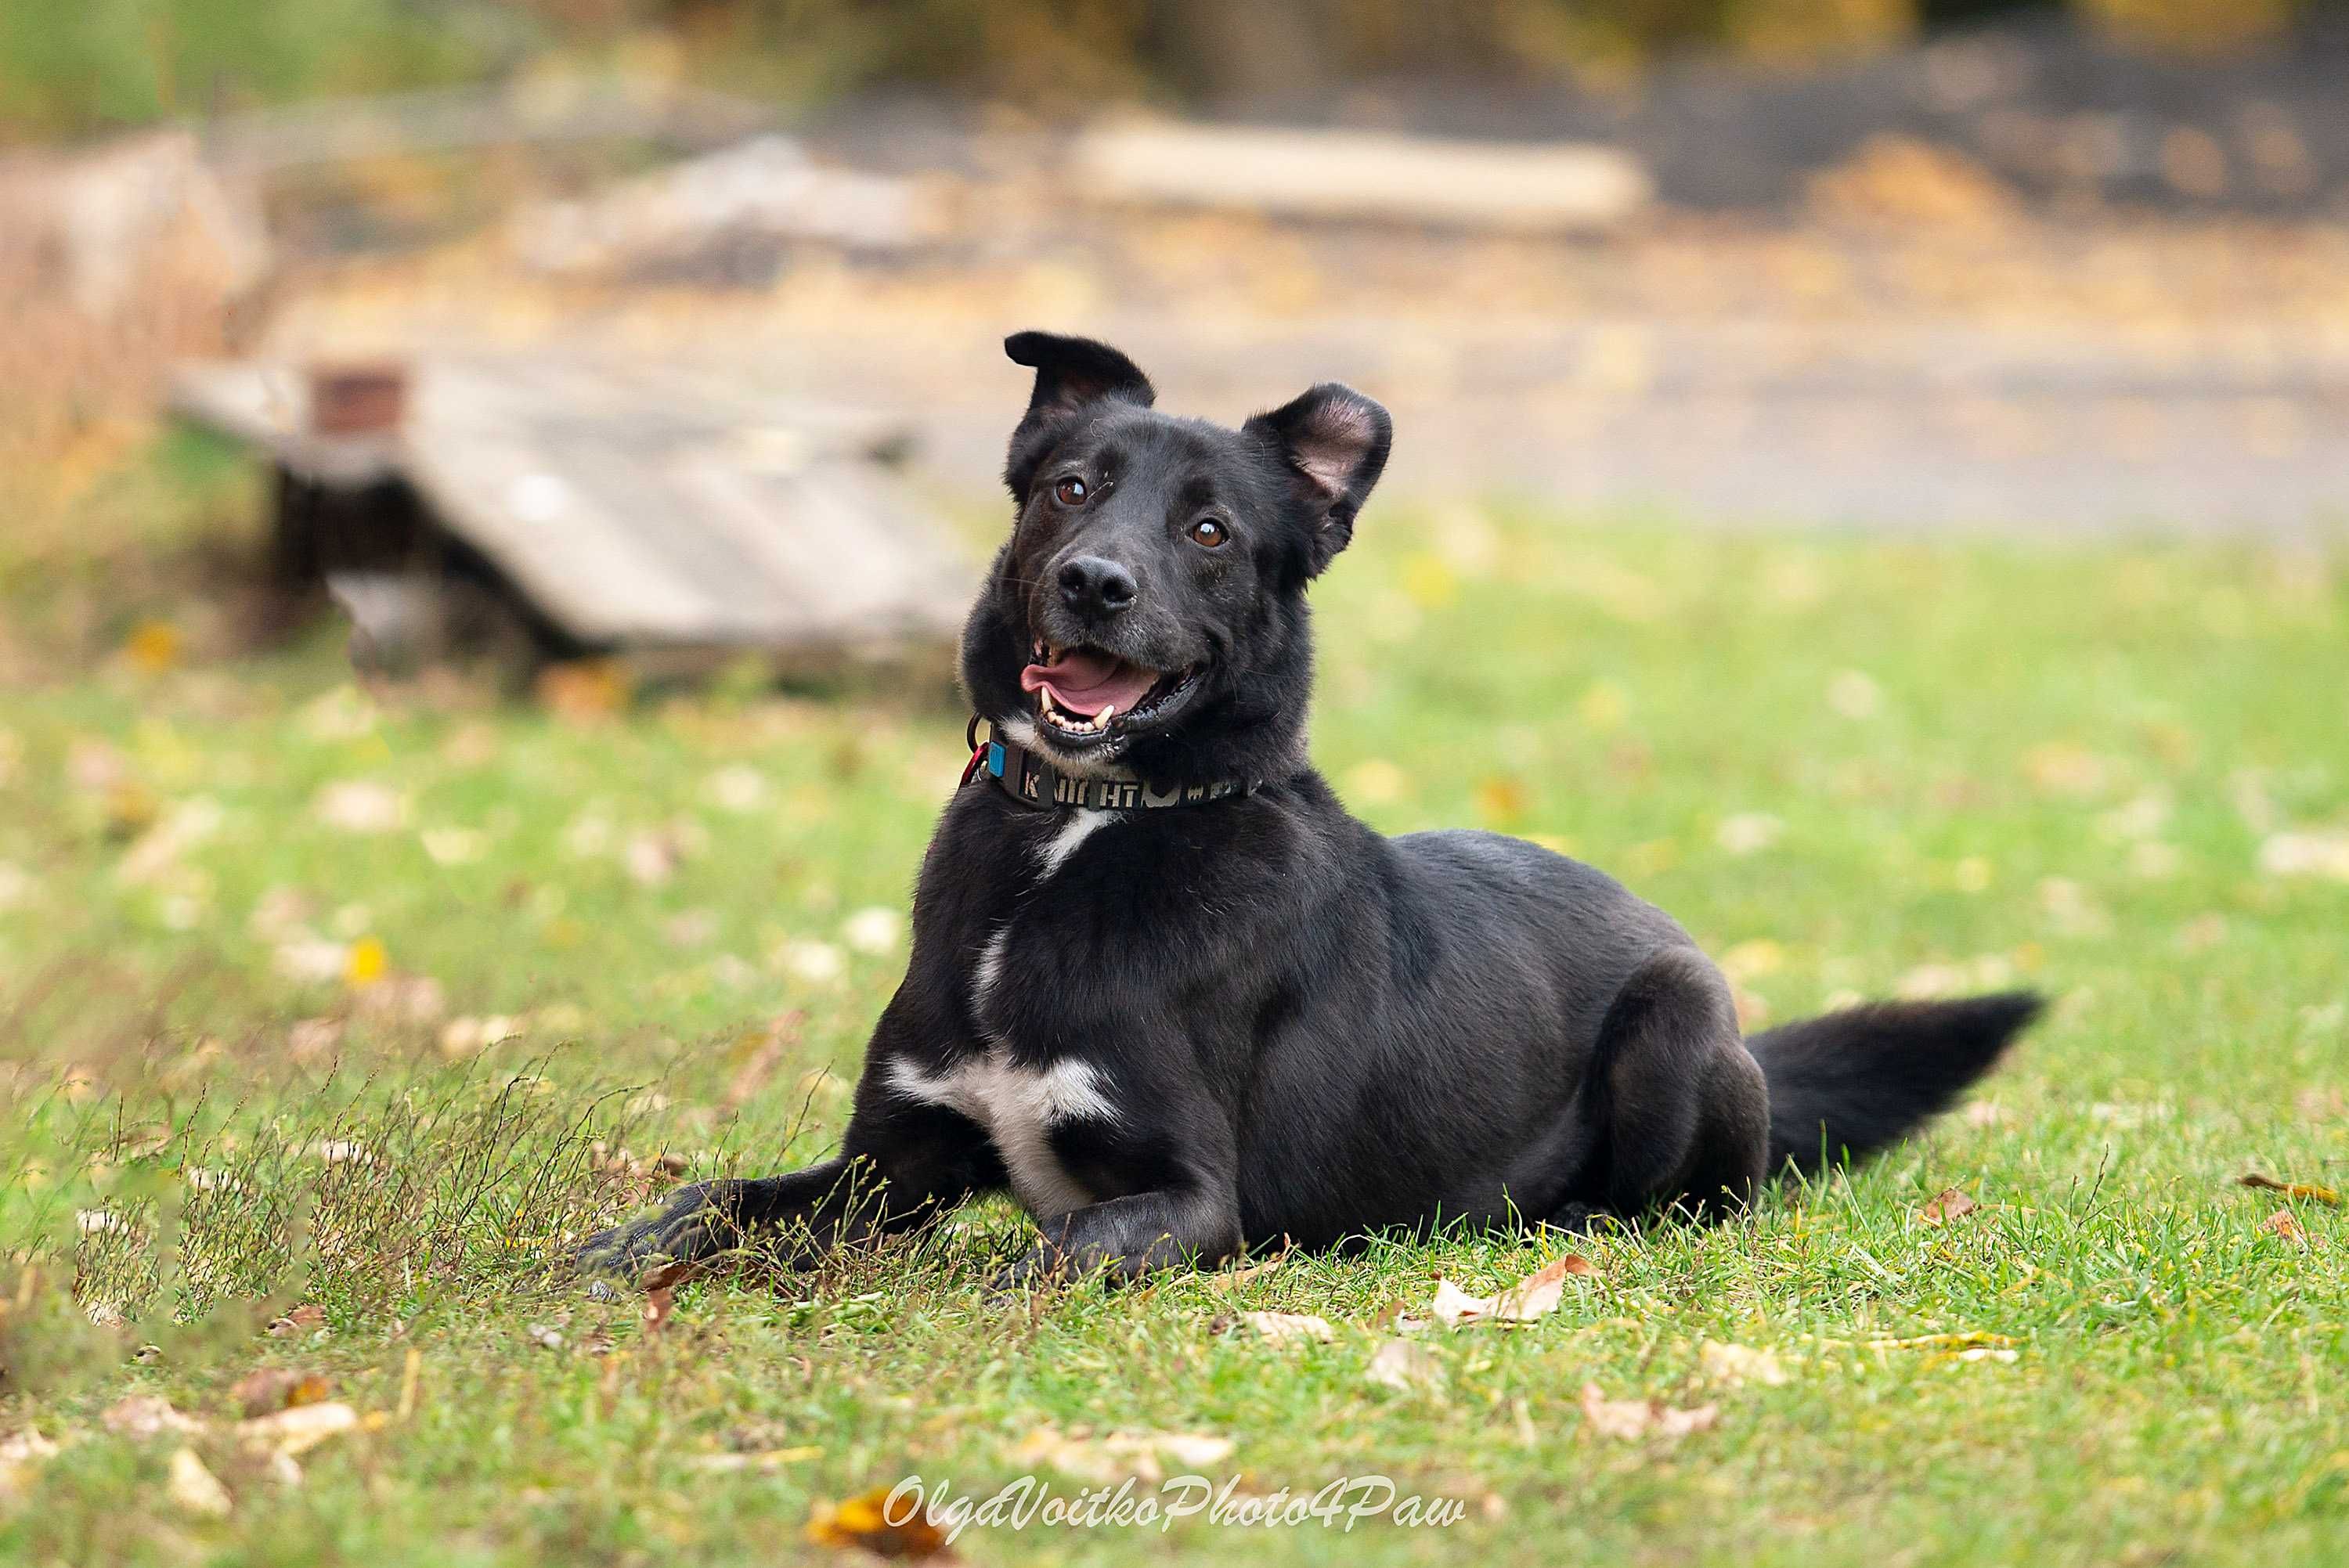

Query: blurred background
[
  {"left": 5, "top": 0, "right": 2347, "bottom": 694},
  {"left": 1, "top": 0, "right": 2346, "bottom": 1045},
  {"left": 7, "top": 13, "right": 2349, "bottom": 1554}
]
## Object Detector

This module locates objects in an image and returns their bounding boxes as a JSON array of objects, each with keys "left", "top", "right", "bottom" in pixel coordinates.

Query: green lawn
[{"left": 2, "top": 466, "right": 2345, "bottom": 1566}]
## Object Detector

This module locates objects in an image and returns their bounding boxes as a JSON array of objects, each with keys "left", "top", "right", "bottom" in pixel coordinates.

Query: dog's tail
[{"left": 1746, "top": 992, "right": 2044, "bottom": 1177}]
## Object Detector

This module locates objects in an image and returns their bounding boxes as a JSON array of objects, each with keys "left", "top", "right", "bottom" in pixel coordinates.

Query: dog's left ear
[
  {"left": 1245, "top": 383, "right": 1392, "bottom": 575},
  {"left": 1003, "top": 330, "right": 1155, "bottom": 499}
]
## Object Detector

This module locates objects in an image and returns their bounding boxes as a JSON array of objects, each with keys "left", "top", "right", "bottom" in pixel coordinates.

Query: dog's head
[{"left": 961, "top": 330, "right": 1391, "bottom": 784}]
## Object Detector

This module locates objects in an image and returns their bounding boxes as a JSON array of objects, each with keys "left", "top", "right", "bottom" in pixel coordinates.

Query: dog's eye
[
  {"left": 1052, "top": 476, "right": 1088, "bottom": 506},
  {"left": 1188, "top": 517, "right": 1229, "bottom": 549}
]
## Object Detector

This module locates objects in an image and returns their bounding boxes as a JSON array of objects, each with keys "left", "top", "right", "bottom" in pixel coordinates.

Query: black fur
[{"left": 576, "top": 332, "right": 2041, "bottom": 1285}]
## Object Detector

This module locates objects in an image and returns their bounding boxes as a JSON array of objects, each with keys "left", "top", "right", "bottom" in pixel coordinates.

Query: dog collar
[{"left": 963, "top": 718, "right": 1259, "bottom": 812}]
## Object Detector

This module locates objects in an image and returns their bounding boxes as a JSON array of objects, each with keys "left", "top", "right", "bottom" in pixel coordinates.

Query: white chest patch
[
  {"left": 1035, "top": 810, "right": 1116, "bottom": 875},
  {"left": 886, "top": 1051, "right": 1117, "bottom": 1220}
]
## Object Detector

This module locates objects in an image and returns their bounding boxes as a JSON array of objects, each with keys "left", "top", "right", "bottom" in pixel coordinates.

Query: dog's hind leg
[{"left": 1549, "top": 947, "right": 1770, "bottom": 1227}]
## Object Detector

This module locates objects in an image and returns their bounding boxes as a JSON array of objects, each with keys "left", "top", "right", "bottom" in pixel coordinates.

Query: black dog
[{"left": 577, "top": 331, "right": 2040, "bottom": 1284}]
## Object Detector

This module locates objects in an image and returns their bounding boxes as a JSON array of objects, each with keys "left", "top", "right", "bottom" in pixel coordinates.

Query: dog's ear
[
  {"left": 1245, "top": 383, "right": 1392, "bottom": 575},
  {"left": 1003, "top": 331, "right": 1155, "bottom": 499}
]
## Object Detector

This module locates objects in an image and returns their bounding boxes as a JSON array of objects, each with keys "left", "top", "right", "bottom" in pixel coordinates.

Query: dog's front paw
[
  {"left": 572, "top": 1181, "right": 742, "bottom": 1285},
  {"left": 983, "top": 1245, "right": 1076, "bottom": 1299}
]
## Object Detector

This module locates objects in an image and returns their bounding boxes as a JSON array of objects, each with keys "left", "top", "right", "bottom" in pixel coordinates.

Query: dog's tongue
[{"left": 1019, "top": 648, "right": 1157, "bottom": 716}]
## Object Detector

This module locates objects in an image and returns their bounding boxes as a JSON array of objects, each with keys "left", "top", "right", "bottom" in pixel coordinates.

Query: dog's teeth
[{"left": 1099, "top": 705, "right": 1116, "bottom": 726}]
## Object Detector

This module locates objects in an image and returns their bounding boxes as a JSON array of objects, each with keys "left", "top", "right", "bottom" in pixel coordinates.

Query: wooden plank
[
  {"left": 171, "top": 355, "right": 973, "bottom": 651},
  {"left": 1070, "top": 123, "right": 1651, "bottom": 232}
]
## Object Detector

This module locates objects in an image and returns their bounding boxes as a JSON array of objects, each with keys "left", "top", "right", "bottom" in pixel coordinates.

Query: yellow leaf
[
  {"left": 343, "top": 937, "right": 388, "bottom": 988},
  {"left": 1400, "top": 553, "right": 1458, "bottom": 610},
  {"left": 1473, "top": 775, "right": 1528, "bottom": 827},
  {"left": 2240, "top": 1172, "right": 2342, "bottom": 1206},
  {"left": 806, "top": 1487, "right": 951, "bottom": 1558},
  {"left": 166, "top": 1447, "right": 232, "bottom": 1516},
  {"left": 124, "top": 620, "right": 182, "bottom": 674}
]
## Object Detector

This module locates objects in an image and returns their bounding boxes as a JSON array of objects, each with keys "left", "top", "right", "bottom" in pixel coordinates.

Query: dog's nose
[{"left": 1057, "top": 556, "right": 1137, "bottom": 619}]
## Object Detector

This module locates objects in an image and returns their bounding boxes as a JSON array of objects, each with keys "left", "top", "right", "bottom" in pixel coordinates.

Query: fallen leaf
[
  {"left": 536, "top": 660, "right": 631, "bottom": 723},
  {"left": 341, "top": 936, "right": 388, "bottom": 987},
  {"left": 0, "top": 1429, "right": 60, "bottom": 1498},
  {"left": 1919, "top": 1187, "right": 1979, "bottom": 1226},
  {"left": 1009, "top": 1426, "right": 1232, "bottom": 1485},
  {"left": 805, "top": 1487, "right": 950, "bottom": 1559},
  {"left": 1579, "top": 1383, "right": 1719, "bottom": 1443},
  {"left": 314, "top": 780, "right": 405, "bottom": 834},
  {"left": 1365, "top": 1299, "right": 1429, "bottom": 1334},
  {"left": 690, "top": 1444, "right": 823, "bottom": 1472},
  {"left": 230, "top": 1368, "right": 334, "bottom": 1418},
  {"left": 639, "top": 1258, "right": 712, "bottom": 1293},
  {"left": 102, "top": 1395, "right": 205, "bottom": 1440},
  {"left": 2239, "top": 1172, "right": 2343, "bottom": 1206},
  {"left": 123, "top": 619, "right": 182, "bottom": 674},
  {"left": 167, "top": 1447, "right": 233, "bottom": 1517},
  {"left": 1426, "top": 1279, "right": 1488, "bottom": 1328},
  {"left": 1861, "top": 1331, "right": 2019, "bottom": 1352},
  {"left": 1236, "top": 1310, "right": 1333, "bottom": 1345},
  {"left": 236, "top": 1400, "right": 359, "bottom": 1459},
  {"left": 1364, "top": 1338, "right": 1442, "bottom": 1393},
  {"left": 642, "top": 1285, "right": 677, "bottom": 1336},
  {"left": 2262, "top": 1208, "right": 2308, "bottom": 1245},
  {"left": 1698, "top": 1339, "right": 1790, "bottom": 1388},
  {"left": 1428, "top": 1255, "right": 1589, "bottom": 1328},
  {"left": 266, "top": 1304, "right": 327, "bottom": 1338},
  {"left": 1207, "top": 1245, "right": 1290, "bottom": 1292}
]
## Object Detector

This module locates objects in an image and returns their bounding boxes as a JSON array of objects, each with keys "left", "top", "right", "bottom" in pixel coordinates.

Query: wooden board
[
  {"left": 171, "top": 356, "right": 974, "bottom": 651},
  {"left": 1070, "top": 123, "right": 1651, "bottom": 232}
]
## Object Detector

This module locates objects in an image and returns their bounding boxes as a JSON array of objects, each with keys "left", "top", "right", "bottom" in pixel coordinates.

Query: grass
[{"left": 2, "top": 451, "right": 2347, "bottom": 1566}]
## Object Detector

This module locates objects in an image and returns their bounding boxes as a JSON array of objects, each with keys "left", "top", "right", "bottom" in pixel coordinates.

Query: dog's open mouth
[{"left": 1019, "top": 642, "right": 1203, "bottom": 743}]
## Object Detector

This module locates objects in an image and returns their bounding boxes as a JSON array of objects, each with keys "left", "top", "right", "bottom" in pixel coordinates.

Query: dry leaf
[
  {"left": 266, "top": 1304, "right": 326, "bottom": 1338},
  {"left": 806, "top": 1487, "right": 951, "bottom": 1559},
  {"left": 1428, "top": 1255, "right": 1589, "bottom": 1328},
  {"left": 2239, "top": 1173, "right": 2343, "bottom": 1206},
  {"left": 1207, "top": 1249, "right": 1289, "bottom": 1292},
  {"left": 642, "top": 1285, "right": 677, "bottom": 1336},
  {"left": 0, "top": 1429, "right": 60, "bottom": 1498},
  {"left": 639, "top": 1257, "right": 712, "bottom": 1293},
  {"left": 102, "top": 1394, "right": 205, "bottom": 1440},
  {"left": 1364, "top": 1339, "right": 1442, "bottom": 1393},
  {"left": 689, "top": 1444, "right": 823, "bottom": 1472},
  {"left": 230, "top": 1368, "right": 333, "bottom": 1418},
  {"left": 1919, "top": 1188, "right": 1979, "bottom": 1226},
  {"left": 1236, "top": 1310, "right": 1333, "bottom": 1345},
  {"left": 167, "top": 1447, "right": 233, "bottom": 1516},
  {"left": 1863, "top": 1331, "right": 2019, "bottom": 1353},
  {"left": 1009, "top": 1426, "right": 1232, "bottom": 1485},
  {"left": 1578, "top": 1383, "right": 1719, "bottom": 1443},
  {"left": 236, "top": 1401, "right": 359, "bottom": 1459},
  {"left": 2262, "top": 1207, "right": 2308, "bottom": 1245},
  {"left": 1698, "top": 1339, "right": 1789, "bottom": 1388}
]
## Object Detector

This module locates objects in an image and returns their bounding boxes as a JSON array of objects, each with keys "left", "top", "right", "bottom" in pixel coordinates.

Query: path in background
[{"left": 276, "top": 213, "right": 2349, "bottom": 537}]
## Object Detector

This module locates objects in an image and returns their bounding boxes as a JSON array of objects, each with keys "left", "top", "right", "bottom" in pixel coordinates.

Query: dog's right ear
[{"left": 1003, "top": 331, "right": 1155, "bottom": 499}]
